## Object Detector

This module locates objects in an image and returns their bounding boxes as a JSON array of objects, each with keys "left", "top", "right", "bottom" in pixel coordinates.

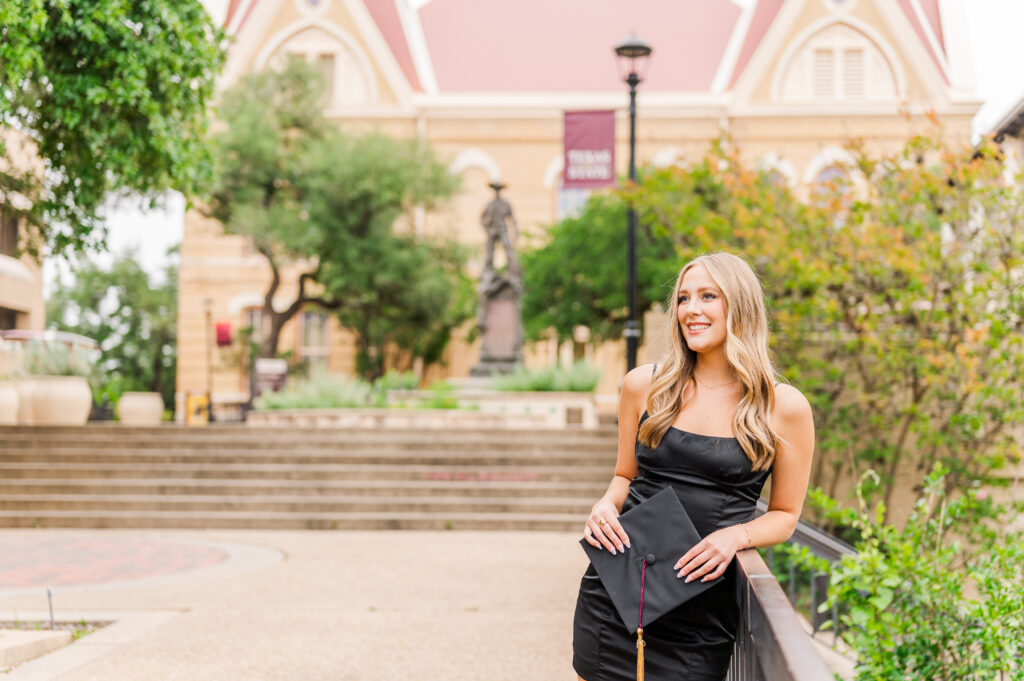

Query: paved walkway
[{"left": 0, "top": 529, "right": 587, "bottom": 681}]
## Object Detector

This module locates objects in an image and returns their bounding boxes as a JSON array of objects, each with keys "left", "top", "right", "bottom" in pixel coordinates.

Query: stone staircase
[{"left": 0, "top": 424, "right": 618, "bottom": 530}]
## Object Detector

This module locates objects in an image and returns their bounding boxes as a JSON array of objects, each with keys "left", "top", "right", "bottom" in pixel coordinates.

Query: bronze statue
[
  {"left": 471, "top": 182, "right": 524, "bottom": 375},
  {"left": 480, "top": 182, "right": 521, "bottom": 281}
]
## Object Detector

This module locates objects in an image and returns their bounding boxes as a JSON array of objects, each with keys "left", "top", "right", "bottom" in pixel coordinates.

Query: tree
[
  {"left": 519, "top": 192, "right": 681, "bottom": 344},
  {"left": 207, "top": 59, "right": 471, "bottom": 379},
  {"left": 0, "top": 0, "right": 224, "bottom": 254},
  {"left": 46, "top": 250, "right": 178, "bottom": 410},
  {"left": 524, "top": 137, "right": 1024, "bottom": 518}
]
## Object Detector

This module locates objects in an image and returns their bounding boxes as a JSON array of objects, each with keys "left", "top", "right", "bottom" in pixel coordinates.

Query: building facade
[
  {"left": 177, "top": 0, "right": 979, "bottom": 416},
  {"left": 0, "top": 129, "right": 46, "bottom": 354}
]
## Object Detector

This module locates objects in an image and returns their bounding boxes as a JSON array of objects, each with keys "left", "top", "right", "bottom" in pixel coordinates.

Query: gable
[
  {"left": 219, "top": 0, "right": 415, "bottom": 110},
  {"left": 732, "top": 0, "right": 956, "bottom": 109}
]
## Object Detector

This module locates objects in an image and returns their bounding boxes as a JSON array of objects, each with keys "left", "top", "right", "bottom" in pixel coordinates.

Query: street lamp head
[{"left": 614, "top": 34, "right": 652, "bottom": 83}]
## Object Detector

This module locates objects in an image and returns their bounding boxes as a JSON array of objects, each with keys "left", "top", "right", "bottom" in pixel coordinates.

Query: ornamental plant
[
  {"left": 525, "top": 133, "right": 1024, "bottom": 516},
  {"left": 802, "top": 467, "right": 1024, "bottom": 681}
]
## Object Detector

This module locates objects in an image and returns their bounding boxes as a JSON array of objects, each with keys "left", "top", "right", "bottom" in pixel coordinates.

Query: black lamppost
[{"left": 614, "top": 34, "right": 652, "bottom": 371}]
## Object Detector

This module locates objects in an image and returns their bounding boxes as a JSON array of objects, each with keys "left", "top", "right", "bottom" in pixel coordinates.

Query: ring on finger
[{"left": 597, "top": 518, "right": 608, "bottom": 527}]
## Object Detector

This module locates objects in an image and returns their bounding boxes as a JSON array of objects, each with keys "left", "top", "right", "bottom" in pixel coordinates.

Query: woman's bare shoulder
[
  {"left": 620, "top": 363, "right": 657, "bottom": 410},
  {"left": 773, "top": 383, "right": 813, "bottom": 426},
  {"left": 622, "top": 362, "right": 658, "bottom": 394}
]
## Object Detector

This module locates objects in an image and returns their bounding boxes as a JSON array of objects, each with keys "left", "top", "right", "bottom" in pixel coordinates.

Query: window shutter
[
  {"left": 842, "top": 49, "right": 865, "bottom": 98},
  {"left": 813, "top": 49, "right": 834, "bottom": 98}
]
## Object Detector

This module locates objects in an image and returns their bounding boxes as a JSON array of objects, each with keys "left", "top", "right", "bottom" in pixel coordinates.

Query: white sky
[{"left": 48, "top": 0, "right": 1024, "bottom": 292}]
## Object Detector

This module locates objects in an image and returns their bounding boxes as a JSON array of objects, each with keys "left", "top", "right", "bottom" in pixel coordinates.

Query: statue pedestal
[{"left": 471, "top": 273, "right": 523, "bottom": 376}]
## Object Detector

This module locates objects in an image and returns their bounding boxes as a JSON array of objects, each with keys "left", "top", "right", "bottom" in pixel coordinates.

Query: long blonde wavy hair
[{"left": 637, "top": 252, "right": 780, "bottom": 471}]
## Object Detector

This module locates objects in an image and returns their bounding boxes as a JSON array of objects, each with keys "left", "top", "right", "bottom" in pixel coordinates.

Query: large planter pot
[
  {"left": 0, "top": 382, "right": 18, "bottom": 425},
  {"left": 30, "top": 376, "right": 92, "bottom": 426},
  {"left": 118, "top": 392, "right": 164, "bottom": 425}
]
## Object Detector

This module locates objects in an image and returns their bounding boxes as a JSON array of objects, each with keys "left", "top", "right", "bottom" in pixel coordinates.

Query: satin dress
[{"left": 572, "top": 412, "right": 772, "bottom": 681}]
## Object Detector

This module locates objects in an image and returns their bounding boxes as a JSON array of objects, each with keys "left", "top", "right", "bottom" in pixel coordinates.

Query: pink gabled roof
[
  {"left": 363, "top": 0, "right": 422, "bottom": 91},
  {"left": 730, "top": 0, "right": 786, "bottom": 88},
  {"left": 897, "top": 0, "right": 948, "bottom": 82},
  {"left": 417, "top": 0, "right": 741, "bottom": 92}
]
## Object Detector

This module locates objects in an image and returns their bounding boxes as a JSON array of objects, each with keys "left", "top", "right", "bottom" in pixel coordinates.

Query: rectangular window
[
  {"left": 556, "top": 186, "right": 591, "bottom": 221},
  {"left": 0, "top": 307, "right": 16, "bottom": 330},
  {"left": 0, "top": 210, "right": 18, "bottom": 257},
  {"left": 244, "top": 308, "right": 268, "bottom": 345},
  {"left": 301, "top": 310, "right": 329, "bottom": 373}
]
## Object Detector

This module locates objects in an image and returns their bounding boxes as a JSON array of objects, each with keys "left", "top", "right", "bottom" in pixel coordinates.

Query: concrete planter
[
  {"left": 0, "top": 382, "right": 18, "bottom": 425},
  {"left": 389, "top": 389, "right": 599, "bottom": 429},
  {"left": 28, "top": 375, "right": 92, "bottom": 426},
  {"left": 246, "top": 408, "right": 549, "bottom": 430},
  {"left": 13, "top": 377, "right": 38, "bottom": 425},
  {"left": 118, "top": 391, "right": 164, "bottom": 425}
]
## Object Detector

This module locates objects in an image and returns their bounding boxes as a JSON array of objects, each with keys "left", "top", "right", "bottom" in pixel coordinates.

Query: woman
[{"left": 572, "top": 252, "right": 815, "bottom": 681}]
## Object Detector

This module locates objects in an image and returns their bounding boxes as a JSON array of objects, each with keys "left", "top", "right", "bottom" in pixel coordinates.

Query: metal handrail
[
  {"left": 754, "top": 498, "right": 855, "bottom": 561},
  {"left": 726, "top": 550, "right": 835, "bottom": 681},
  {"left": 754, "top": 498, "right": 855, "bottom": 637}
]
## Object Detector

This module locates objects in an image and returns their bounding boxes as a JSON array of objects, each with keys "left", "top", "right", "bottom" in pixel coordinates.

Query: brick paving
[{"left": 0, "top": 537, "right": 227, "bottom": 589}]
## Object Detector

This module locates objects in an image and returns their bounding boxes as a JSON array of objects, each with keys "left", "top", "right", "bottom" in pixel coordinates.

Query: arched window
[
  {"left": 269, "top": 26, "right": 374, "bottom": 106},
  {"left": 779, "top": 24, "right": 897, "bottom": 102}
]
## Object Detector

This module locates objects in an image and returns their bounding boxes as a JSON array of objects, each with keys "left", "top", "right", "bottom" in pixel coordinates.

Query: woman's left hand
[{"left": 675, "top": 525, "right": 746, "bottom": 583}]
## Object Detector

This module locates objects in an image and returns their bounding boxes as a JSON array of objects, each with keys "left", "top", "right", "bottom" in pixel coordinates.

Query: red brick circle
[{"left": 0, "top": 538, "right": 228, "bottom": 589}]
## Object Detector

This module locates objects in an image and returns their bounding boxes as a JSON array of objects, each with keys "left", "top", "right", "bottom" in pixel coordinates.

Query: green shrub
[
  {"left": 494, "top": 361, "right": 601, "bottom": 392},
  {"left": 420, "top": 381, "right": 459, "bottom": 409},
  {"left": 22, "top": 341, "right": 96, "bottom": 379},
  {"left": 254, "top": 373, "right": 373, "bottom": 410},
  {"left": 800, "top": 467, "right": 1024, "bottom": 680}
]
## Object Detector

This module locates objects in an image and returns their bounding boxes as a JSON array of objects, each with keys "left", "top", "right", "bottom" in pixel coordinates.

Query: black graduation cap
[{"left": 579, "top": 487, "right": 724, "bottom": 681}]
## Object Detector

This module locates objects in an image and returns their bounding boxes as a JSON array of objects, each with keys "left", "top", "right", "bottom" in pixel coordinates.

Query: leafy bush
[
  {"left": 494, "top": 361, "right": 601, "bottom": 392},
  {"left": 799, "top": 467, "right": 1024, "bottom": 680},
  {"left": 22, "top": 341, "right": 95, "bottom": 379},
  {"left": 254, "top": 373, "right": 373, "bottom": 410},
  {"left": 420, "top": 381, "right": 459, "bottom": 409}
]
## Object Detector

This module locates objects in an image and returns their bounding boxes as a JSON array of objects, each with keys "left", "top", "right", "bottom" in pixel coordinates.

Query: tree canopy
[
  {"left": 0, "top": 0, "right": 224, "bottom": 254},
  {"left": 520, "top": 192, "right": 680, "bottom": 345},
  {"left": 208, "top": 59, "right": 472, "bottom": 380},
  {"left": 46, "top": 249, "right": 178, "bottom": 411},
  {"left": 522, "top": 137, "right": 1024, "bottom": 517}
]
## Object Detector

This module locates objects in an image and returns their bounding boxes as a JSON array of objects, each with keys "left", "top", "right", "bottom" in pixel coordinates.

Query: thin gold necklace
[{"left": 693, "top": 374, "right": 737, "bottom": 390}]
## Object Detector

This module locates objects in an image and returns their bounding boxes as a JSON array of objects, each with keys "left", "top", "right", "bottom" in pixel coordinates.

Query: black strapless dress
[{"left": 572, "top": 413, "right": 772, "bottom": 681}]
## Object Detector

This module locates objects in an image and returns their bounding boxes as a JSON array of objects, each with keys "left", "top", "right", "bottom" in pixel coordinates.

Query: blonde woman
[{"left": 572, "top": 252, "right": 815, "bottom": 681}]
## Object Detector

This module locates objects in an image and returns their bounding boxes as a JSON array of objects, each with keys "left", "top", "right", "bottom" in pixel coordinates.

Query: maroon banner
[{"left": 563, "top": 110, "right": 615, "bottom": 189}]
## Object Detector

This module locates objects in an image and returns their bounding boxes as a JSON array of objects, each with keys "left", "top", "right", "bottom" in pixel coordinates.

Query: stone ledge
[{"left": 0, "top": 629, "right": 72, "bottom": 670}]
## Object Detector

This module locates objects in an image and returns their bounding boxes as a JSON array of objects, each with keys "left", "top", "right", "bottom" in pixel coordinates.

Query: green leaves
[
  {"left": 527, "top": 136, "right": 1024, "bottom": 517},
  {"left": 207, "top": 58, "right": 470, "bottom": 380},
  {"left": 816, "top": 467, "right": 1024, "bottom": 680},
  {"left": 1, "top": 0, "right": 224, "bottom": 255},
  {"left": 45, "top": 249, "right": 178, "bottom": 409}
]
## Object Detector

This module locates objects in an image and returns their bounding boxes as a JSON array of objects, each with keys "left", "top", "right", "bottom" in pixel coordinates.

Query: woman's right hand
[{"left": 583, "top": 499, "right": 630, "bottom": 555}]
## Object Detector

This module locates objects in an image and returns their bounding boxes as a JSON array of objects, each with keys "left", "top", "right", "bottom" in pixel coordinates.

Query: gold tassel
[{"left": 636, "top": 627, "right": 645, "bottom": 681}]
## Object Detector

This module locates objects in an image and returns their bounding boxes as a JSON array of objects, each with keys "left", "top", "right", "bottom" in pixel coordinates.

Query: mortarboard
[{"left": 579, "top": 487, "right": 724, "bottom": 681}]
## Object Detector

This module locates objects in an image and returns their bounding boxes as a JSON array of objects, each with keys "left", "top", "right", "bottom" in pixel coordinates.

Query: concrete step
[
  {"left": 0, "top": 493, "right": 594, "bottom": 515},
  {"left": 0, "top": 449, "right": 615, "bottom": 466},
  {"left": 0, "top": 462, "right": 613, "bottom": 482},
  {"left": 0, "top": 479, "right": 608, "bottom": 498},
  {"left": 0, "top": 424, "right": 618, "bottom": 438},
  {"left": 0, "top": 429, "right": 617, "bottom": 448},
  {"left": 0, "top": 510, "right": 584, "bottom": 531}
]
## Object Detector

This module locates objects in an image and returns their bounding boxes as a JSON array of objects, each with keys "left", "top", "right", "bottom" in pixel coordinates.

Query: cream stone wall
[
  {"left": 0, "top": 130, "right": 45, "bottom": 332},
  {"left": 175, "top": 0, "right": 980, "bottom": 417}
]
